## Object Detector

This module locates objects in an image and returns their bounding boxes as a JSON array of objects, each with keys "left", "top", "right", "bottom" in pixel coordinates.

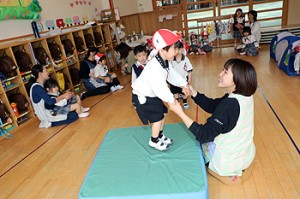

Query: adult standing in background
[
  {"left": 115, "top": 42, "right": 135, "bottom": 75},
  {"left": 247, "top": 10, "right": 261, "bottom": 49}
]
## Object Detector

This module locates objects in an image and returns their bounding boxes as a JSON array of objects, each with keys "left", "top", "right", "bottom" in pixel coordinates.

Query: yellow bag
[{"left": 56, "top": 72, "right": 65, "bottom": 91}]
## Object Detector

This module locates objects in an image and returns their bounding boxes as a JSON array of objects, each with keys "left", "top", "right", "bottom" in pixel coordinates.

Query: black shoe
[{"left": 80, "top": 92, "right": 87, "bottom": 100}]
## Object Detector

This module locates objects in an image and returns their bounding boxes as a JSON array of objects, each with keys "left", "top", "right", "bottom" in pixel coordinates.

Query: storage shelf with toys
[{"left": 0, "top": 22, "right": 119, "bottom": 136}]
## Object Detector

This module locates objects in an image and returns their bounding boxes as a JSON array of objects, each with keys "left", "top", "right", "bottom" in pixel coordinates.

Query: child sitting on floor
[
  {"left": 200, "top": 31, "right": 213, "bottom": 53},
  {"left": 93, "top": 53, "right": 124, "bottom": 92},
  {"left": 237, "top": 26, "right": 259, "bottom": 56},
  {"left": 44, "top": 78, "right": 90, "bottom": 118}
]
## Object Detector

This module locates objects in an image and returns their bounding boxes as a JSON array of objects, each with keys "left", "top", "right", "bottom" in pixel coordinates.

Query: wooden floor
[{"left": 1, "top": 45, "right": 300, "bottom": 199}]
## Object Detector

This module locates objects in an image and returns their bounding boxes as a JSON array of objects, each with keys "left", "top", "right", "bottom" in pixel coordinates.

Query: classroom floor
[{"left": 0, "top": 45, "right": 299, "bottom": 199}]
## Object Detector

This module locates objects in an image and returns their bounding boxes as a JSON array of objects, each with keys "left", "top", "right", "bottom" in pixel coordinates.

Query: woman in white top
[{"left": 247, "top": 10, "right": 261, "bottom": 49}]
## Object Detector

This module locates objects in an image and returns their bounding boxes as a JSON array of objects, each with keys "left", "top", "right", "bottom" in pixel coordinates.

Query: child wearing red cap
[
  {"left": 200, "top": 31, "right": 213, "bottom": 53},
  {"left": 132, "top": 29, "right": 190, "bottom": 151},
  {"left": 93, "top": 53, "right": 124, "bottom": 92}
]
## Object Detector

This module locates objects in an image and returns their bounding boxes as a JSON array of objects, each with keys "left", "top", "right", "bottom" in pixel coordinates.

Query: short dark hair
[
  {"left": 163, "top": 40, "right": 182, "bottom": 51},
  {"left": 85, "top": 47, "right": 99, "bottom": 59},
  {"left": 44, "top": 78, "right": 59, "bottom": 90},
  {"left": 99, "top": 55, "right": 106, "bottom": 62},
  {"left": 115, "top": 42, "right": 132, "bottom": 59},
  {"left": 224, "top": 58, "right": 257, "bottom": 96},
  {"left": 248, "top": 10, "right": 258, "bottom": 21},
  {"left": 134, "top": 45, "right": 147, "bottom": 55},
  {"left": 243, "top": 26, "right": 251, "bottom": 34}
]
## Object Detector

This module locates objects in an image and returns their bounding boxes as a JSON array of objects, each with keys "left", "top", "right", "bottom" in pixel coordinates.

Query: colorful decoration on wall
[
  {"left": 65, "top": 18, "right": 73, "bottom": 27},
  {"left": 56, "top": 19, "right": 65, "bottom": 28},
  {"left": 73, "top": 16, "right": 81, "bottom": 25},
  {"left": 82, "top": 15, "right": 88, "bottom": 24},
  {"left": 69, "top": 0, "right": 92, "bottom": 8},
  {"left": 0, "top": 0, "right": 42, "bottom": 21},
  {"left": 45, "top": 20, "right": 55, "bottom": 30}
]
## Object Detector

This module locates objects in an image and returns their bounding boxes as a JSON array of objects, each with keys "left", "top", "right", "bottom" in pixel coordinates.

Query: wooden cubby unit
[{"left": 0, "top": 22, "right": 119, "bottom": 136}]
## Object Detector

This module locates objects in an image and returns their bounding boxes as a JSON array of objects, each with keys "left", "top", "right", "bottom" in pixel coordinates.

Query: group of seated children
[{"left": 188, "top": 31, "right": 213, "bottom": 55}]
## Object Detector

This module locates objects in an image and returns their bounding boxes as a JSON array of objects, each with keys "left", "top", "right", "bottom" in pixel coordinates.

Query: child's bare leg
[
  {"left": 151, "top": 120, "right": 162, "bottom": 138},
  {"left": 75, "top": 95, "right": 82, "bottom": 104},
  {"left": 70, "top": 103, "right": 82, "bottom": 114}
]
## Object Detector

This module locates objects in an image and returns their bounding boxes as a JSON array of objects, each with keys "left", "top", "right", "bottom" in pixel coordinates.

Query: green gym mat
[{"left": 79, "top": 123, "right": 208, "bottom": 199}]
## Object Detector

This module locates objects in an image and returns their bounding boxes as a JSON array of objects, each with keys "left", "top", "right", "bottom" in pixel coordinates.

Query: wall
[
  {"left": 113, "top": 0, "right": 139, "bottom": 16},
  {"left": 0, "top": 0, "right": 104, "bottom": 40},
  {"left": 287, "top": 0, "right": 300, "bottom": 25}
]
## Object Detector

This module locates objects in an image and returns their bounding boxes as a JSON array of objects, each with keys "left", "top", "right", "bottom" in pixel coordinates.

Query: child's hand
[
  {"left": 188, "top": 85, "right": 197, "bottom": 97},
  {"left": 104, "top": 77, "right": 111, "bottom": 83},
  {"left": 182, "top": 86, "right": 192, "bottom": 97},
  {"left": 169, "top": 100, "right": 183, "bottom": 115}
]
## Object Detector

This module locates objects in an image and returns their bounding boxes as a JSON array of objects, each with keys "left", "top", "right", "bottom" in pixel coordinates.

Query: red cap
[
  {"left": 95, "top": 53, "right": 104, "bottom": 61},
  {"left": 152, "top": 29, "right": 182, "bottom": 50}
]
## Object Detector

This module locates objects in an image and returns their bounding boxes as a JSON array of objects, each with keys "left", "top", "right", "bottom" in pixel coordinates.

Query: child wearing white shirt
[
  {"left": 238, "top": 27, "right": 258, "bottom": 56},
  {"left": 93, "top": 53, "right": 124, "bottom": 92}
]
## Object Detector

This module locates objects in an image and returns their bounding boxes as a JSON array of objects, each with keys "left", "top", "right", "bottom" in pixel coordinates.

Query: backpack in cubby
[
  {"left": 0, "top": 55, "right": 18, "bottom": 78},
  {"left": 48, "top": 43, "right": 62, "bottom": 61},
  {"left": 62, "top": 39, "right": 75, "bottom": 56},
  {"left": 93, "top": 31, "right": 103, "bottom": 46},
  {"left": 84, "top": 33, "right": 95, "bottom": 48},
  {"left": 33, "top": 47, "right": 49, "bottom": 65},
  {"left": 14, "top": 51, "right": 33, "bottom": 72},
  {"left": 74, "top": 36, "right": 85, "bottom": 53},
  {"left": 8, "top": 93, "right": 29, "bottom": 111}
]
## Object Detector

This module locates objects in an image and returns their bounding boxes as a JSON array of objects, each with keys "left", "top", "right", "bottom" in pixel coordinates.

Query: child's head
[
  {"left": 86, "top": 47, "right": 99, "bottom": 60},
  {"left": 95, "top": 53, "right": 106, "bottom": 64},
  {"left": 201, "top": 31, "right": 209, "bottom": 40},
  {"left": 115, "top": 42, "right": 132, "bottom": 59},
  {"left": 134, "top": 45, "right": 147, "bottom": 65},
  {"left": 152, "top": 29, "right": 182, "bottom": 61},
  {"left": 190, "top": 32, "right": 197, "bottom": 40},
  {"left": 248, "top": 10, "right": 258, "bottom": 22},
  {"left": 234, "top": 8, "right": 243, "bottom": 17},
  {"left": 220, "top": 58, "right": 257, "bottom": 96},
  {"left": 174, "top": 41, "right": 184, "bottom": 56},
  {"left": 44, "top": 78, "right": 60, "bottom": 94},
  {"left": 242, "top": 26, "right": 251, "bottom": 36}
]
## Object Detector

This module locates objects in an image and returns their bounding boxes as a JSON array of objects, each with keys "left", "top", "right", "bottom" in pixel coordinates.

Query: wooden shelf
[{"left": 0, "top": 21, "right": 120, "bottom": 130}]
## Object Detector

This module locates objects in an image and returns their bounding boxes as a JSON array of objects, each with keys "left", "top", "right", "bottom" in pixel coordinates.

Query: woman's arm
[{"left": 171, "top": 97, "right": 240, "bottom": 144}]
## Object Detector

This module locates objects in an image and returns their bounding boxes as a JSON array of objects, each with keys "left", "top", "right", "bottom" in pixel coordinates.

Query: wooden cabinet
[{"left": 0, "top": 22, "right": 119, "bottom": 135}]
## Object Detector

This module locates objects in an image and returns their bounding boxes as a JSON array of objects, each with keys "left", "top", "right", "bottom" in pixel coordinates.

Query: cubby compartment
[
  {"left": 83, "top": 28, "right": 95, "bottom": 48},
  {"left": 47, "top": 36, "right": 64, "bottom": 64},
  {"left": 31, "top": 40, "right": 51, "bottom": 66},
  {"left": 12, "top": 44, "right": 34, "bottom": 74}
]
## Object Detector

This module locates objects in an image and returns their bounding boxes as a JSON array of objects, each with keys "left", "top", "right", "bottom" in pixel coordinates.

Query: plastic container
[{"left": 11, "top": 103, "right": 19, "bottom": 117}]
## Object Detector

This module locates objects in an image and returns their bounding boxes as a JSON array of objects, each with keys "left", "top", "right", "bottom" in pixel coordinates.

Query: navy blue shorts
[{"left": 132, "top": 94, "right": 168, "bottom": 125}]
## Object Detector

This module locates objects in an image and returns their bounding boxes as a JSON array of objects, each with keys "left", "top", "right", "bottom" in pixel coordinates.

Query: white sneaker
[
  {"left": 39, "top": 121, "right": 52, "bottom": 128},
  {"left": 115, "top": 85, "right": 124, "bottom": 90},
  {"left": 240, "top": 52, "right": 246, "bottom": 55},
  {"left": 110, "top": 86, "right": 117, "bottom": 92},
  {"left": 82, "top": 107, "right": 90, "bottom": 112},
  {"left": 149, "top": 139, "right": 170, "bottom": 151},
  {"left": 78, "top": 112, "right": 89, "bottom": 118},
  {"left": 160, "top": 134, "right": 173, "bottom": 145},
  {"left": 183, "top": 102, "right": 190, "bottom": 110}
]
